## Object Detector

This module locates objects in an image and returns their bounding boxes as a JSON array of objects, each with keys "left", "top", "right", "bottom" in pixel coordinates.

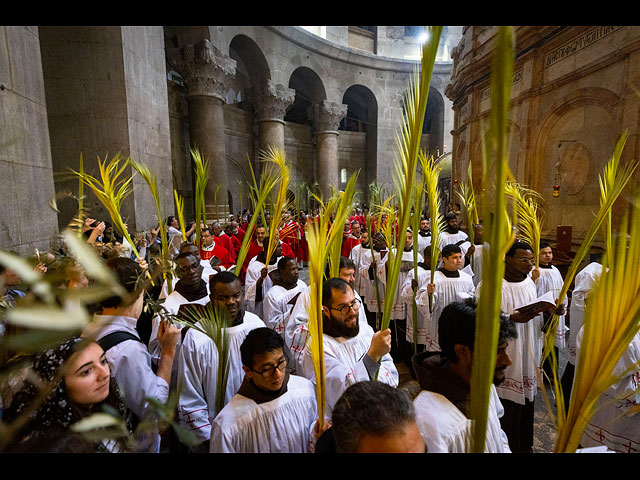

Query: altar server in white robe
[
  {"left": 285, "top": 257, "right": 368, "bottom": 373},
  {"left": 560, "top": 260, "right": 603, "bottom": 410},
  {"left": 427, "top": 243, "right": 475, "bottom": 352},
  {"left": 177, "top": 271, "right": 265, "bottom": 451},
  {"left": 158, "top": 242, "right": 217, "bottom": 300},
  {"left": 149, "top": 251, "right": 211, "bottom": 390},
  {"left": 348, "top": 231, "right": 369, "bottom": 298},
  {"left": 412, "top": 299, "right": 515, "bottom": 452},
  {"left": 476, "top": 241, "right": 562, "bottom": 453},
  {"left": 263, "top": 256, "right": 307, "bottom": 337},
  {"left": 300, "top": 277, "right": 398, "bottom": 418},
  {"left": 244, "top": 241, "right": 283, "bottom": 319},
  {"left": 531, "top": 242, "right": 568, "bottom": 380},
  {"left": 400, "top": 246, "right": 435, "bottom": 350},
  {"left": 210, "top": 327, "right": 318, "bottom": 453},
  {"left": 437, "top": 213, "right": 469, "bottom": 254},
  {"left": 577, "top": 328, "right": 640, "bottom": 453},
  {"left": 359, "top": 232, "right": 405, "bottom": 327}
]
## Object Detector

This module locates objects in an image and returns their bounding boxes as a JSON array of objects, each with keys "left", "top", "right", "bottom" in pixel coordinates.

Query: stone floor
[{"left": 297, "top": 265, "right": 563, "bottom": 453}]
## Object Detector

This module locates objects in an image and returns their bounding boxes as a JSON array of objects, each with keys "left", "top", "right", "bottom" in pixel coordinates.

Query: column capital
[
  {"left": 170, "top": 39, "right": 236, "bottom": 102},
  {"left": 310, "top": 100, "right": 348, "bottom": 135},
  {"left": 252, "top": 80, "right": 295, "bottom": 123}
]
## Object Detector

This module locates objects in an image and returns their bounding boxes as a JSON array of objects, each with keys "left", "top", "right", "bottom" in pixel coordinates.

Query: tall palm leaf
[
  {"left": 191, "top": 147, "right": 210, "bottom": 248},
  {"left": 545, "top": 131, "right": 638, "bottom": 423},
  {"left": 261, "top": 146, "right": 290, "bottom": 267},
  {"left": 505, "top": 180, "right": 543, "bottom": 270},
  {"left": 379, "top": 26, "right": 442, "bottom": 333},
  {"left": 555, "top": 198, "right": 640, "bottom": 452},
  {"left": 469, "top": 26, "right": 517, "bottom": 453},
  {"left": 173, "top": 189, "right": 187, "bottom": 242}
]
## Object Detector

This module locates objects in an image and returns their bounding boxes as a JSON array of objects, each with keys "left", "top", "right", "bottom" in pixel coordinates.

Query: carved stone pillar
[
  {"left": 253, "top": 80, "right": 295, "bottom": 154},
  {"left": 311, "top": 100, "right": 347, "bottom": 199},
  {"left": 171, "top": 39, "right": 236, "bottom": 220}
]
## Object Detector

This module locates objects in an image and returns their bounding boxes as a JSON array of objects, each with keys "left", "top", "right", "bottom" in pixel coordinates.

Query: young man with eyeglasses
[
  {"left": 476, "top": 241, "right": 561, "bottom": 453},
  {"left": 209, "top": 328, "right": 318, "bottom": 452},
  {"left": 177, "top": 271, "right": 265, "bottom": 452},
  {"left": 300, "top": 277, "right": 398, "bottom": 418}
]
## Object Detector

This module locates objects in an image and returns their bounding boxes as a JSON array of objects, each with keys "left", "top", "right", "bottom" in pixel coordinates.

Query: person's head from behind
[
  {"left": 332, "top": 381, "right": 425, "bottom": 453},
  {"left": 438, "top": 298, "right": 516, "bottom": 385},
  {"left": 322, "top": 277, "right": 360, "bottom": 338},
  {"left": 209, "top": 271, "right": 243, "bottom": 322},
  {"left": 101, "top": 257, "right": 144, "bottom": 316},
  {"left": 441, "top": 244, "right": 463, "bottom": 271},
  {"left": 240, "top": 327, "right": 288, "bottom": 392}
]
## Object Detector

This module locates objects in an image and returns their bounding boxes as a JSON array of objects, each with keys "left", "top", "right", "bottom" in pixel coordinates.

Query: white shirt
[
  {"left": 414, "top": 385, "right": 510, "bottom": 453},
  {"left": 400, "top": 265, "right": 436, "bottom": 345},
  {"left": 300, "top": 322, "right": 399, "bottom": 418},
  {"left": 177, "top": 311, "right": 265, "bottom": 443},
  {"left": 209, "top": 375, "right": 318, "bottom": 453},
  {"left": 244, "top": 256, "right": 281, "bottom": 319},
  {"left": 568, "top": 262, "right": 603, "bottom": 365},
  {"left": 263, "top": 279, "right": 308, "bottom": 337},
  {"left": 578, "top": 330, "right": 640, "bottom": 453},
  {"left": 478, "top": 277, "right": 542, "bottom": 405},
  {"left": 534, "top": 265, "right": 568, "bottom": 348}
]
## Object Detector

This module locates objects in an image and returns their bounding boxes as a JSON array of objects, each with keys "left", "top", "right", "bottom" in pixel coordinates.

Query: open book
[{"left": 514, "top": 291, "right": 556, "bottom": 315}]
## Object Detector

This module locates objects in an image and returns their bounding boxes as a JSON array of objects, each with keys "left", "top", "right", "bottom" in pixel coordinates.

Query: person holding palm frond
[
  {"left": 244, "top": 239, "right": 285, "bottom": 319},
  {"left": 177, "top": 271, "right": 264, "bottom": 452},
  {"left": 209, "top": 328, "right": 318, "bottom": 453},
  {"left": 477, "top": 241, "right": 561, "bottom": 453},
  {"left": 263, "top": 256, "right": 307, "bottom": 338},
  {"left": 532, "top": 241, "right": 568, "bottom": 382},
  {"left": 299, "top": 277, "right": 398, "bottom": 418}
]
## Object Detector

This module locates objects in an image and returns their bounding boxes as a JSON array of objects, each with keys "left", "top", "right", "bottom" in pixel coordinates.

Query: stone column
[
  {"left": 253, "top": 79, "right": 295, "bottom": 154},
  {"left": 311, "top": 100, "right": 347, "bottom": 199},
  {"left": 171, "top": 39, "right": 236, "bottom": 222}
]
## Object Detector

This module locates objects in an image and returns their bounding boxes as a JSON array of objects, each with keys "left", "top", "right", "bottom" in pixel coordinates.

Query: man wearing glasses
[
  {"left": 477, "top": 241, "right": 561, "bottom": 453},
  {"left": 301, "top": 277, "right": 398, "bottom": 418},
  {"left": 210, "top": 328, "right": 318, "bottom": 452}
]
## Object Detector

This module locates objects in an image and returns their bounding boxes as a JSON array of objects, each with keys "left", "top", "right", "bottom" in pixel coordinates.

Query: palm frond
[
  {"left": 421, "top": 150, "right": 446, "bottom": 313},
  {"left": 469, "top": 26, "right": 517, "bottom": 453},
  {"left": 175, "top": 302, "right": 231, "bottom": 414},
  {"left": 555, "top": 197, "right": 640, "bottom": 452},
  {"left": 261, "top": 146, "right": 290, "bottom": 267},
  {"left": 545, "top": 131, "right": 639, "bottom": 425},
  {"left": 505, "top": 180, "right": 543, "bottom": 269},
  {"left": 71, "top": 153, "right": 140, "bottom": 261},
  {"left": 191, "top": 147, "right": 210, "bottom": 247},
  {"left": 327, "top": 172, "right": 360, "bottom": 278},
  {"left": 173, "top": 189, "right": 187, "bottom": 242},
  {"left": 379, "top": 26, "right": 442, "bottom": 333},
  {"left": 455, "top": 162, "right": 479, "bottom": 244}
]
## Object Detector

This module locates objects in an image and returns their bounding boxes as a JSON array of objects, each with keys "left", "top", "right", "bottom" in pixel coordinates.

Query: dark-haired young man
[
  {"left": 263, "top": 256, "right": 307, "bottom": 337},
  {"left": 177, "top": 271, "right": 265, "bottom": 451},
  {"left": 300, "top": 277, "right": 398, "bottom": 417},
  {"left": 412, "top": 299, "right": 516, "bottom": 452},
  {"left": 426, "top": 243, "right": 475, "bottom": 352},
  {"left": 210, "top": 328, "right": 317, "bottom": 452}
]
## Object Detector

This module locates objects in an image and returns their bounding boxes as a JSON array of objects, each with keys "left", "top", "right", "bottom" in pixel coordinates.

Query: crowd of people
[{"left": 0, "top": 202, "right": 637, "bottom": 454}]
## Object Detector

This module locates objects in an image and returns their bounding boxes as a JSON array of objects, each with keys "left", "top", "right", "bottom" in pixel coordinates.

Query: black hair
[
  {"left": 166, "top": 215, "right": 176, "bottom": 226},
  {"left": 209, "top": 270, "right": 240, "bottom": 293},
  {"left": 444, "top": 213, "right": 457, "bottom": 221},
  {"left": 240, "top": 327, "right": 284, "bottom": 369},
  {"left": 441, "top": 244, "right": 462, "bottom": 258},
  {"left": 506, "top": 240, "right": 533, "bottom": 258},
  {"left": 539, "top": 241, "right": 551, "bottom": 250},
  {"left": 175, "top": 251, "right": 198, "bottom": 263},
  {"left": 339, "top": 256, "right": 356, "bottom": 271},
  {"left": 331, "top": 381, "right": 418, "bottom": 453},
  {"left": 101, "top": 257, "right": 143, "bottom": 308},
  {"left": 438, "top": 298, "right": 517, "bottom": 364},
  {"left": 322, "top": 277, "right": 351, "bottom": 307},
  {"left": 277, "top": 255, "right": 296, "bottom": 273}
]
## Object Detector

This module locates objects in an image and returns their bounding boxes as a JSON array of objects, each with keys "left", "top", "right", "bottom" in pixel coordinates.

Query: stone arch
[
  {"left": 530, "top": 87, "right": 622, "bottom": 240},
  {"left": 228, "top": 34, "right": 271, "bottom": 109},
  {"left": 425, "top": 87, "right": 445, "bottom": 156},
  {"left": 285, "top": 67, "right": 327, "bottom": 126},
  {"left": 339, "top": 84, "right": 379, "bottom": 203}
]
